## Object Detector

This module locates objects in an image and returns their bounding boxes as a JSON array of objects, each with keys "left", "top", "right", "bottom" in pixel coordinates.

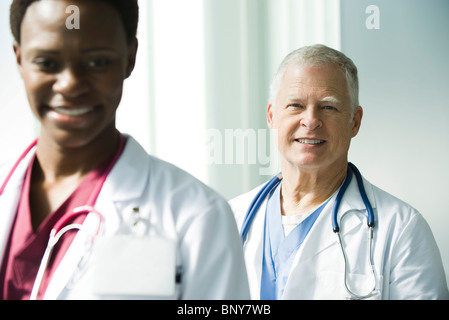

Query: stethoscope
[
  {"left": 0, "top": 135, "right": 126, "bottom": 300},
  {"left": 240, "top": 162, "right": 379, "bottom": 300}
]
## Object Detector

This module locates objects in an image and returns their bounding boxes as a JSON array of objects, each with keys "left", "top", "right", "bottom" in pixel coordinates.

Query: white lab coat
[
  {"left": 230, "top": 174, "right": 449, "bottom": 300},
  {"left": 0, "top": 135, "right": 250, "bottom": 300}
]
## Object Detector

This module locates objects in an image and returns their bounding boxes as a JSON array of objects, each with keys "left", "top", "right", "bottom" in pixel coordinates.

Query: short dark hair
[{"left": 10, "top": 0, "right": 139, "bottom": 44}]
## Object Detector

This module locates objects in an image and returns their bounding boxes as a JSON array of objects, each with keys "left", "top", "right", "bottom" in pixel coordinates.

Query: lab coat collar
[
  {"left": 0, "top": 135, "right": 151, "bottom": 300},
  {"left": 338, "top": 172, "right": 377, "bottom": 214},
  {"left": 44, "top": 135, "right": 151, "bottom": 299},
  {"left": 287, "top": 172, "right": 378, "bottom": 276},
  {"left": 0, "top": 144, "right": 37, "bottom": 263},
  {"left": 239, "top": 186, "right": 267, "bottom": 299},
  {"left": 240, "top": 171, "right": 378, "bottom": 299},
  {"left": 98, "top": 135, "right": 149, "bottom": 202}
]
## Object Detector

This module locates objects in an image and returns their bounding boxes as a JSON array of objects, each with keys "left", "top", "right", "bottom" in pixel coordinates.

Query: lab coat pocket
[
  {"left": 93, "top": 235, "right": 176, "bottom": 297},
  {"left": 343, "top": 272, "right": 382, "bottom": 300},
  {"left": 315, "top": 272, "right": 382, "bottom": 300}
]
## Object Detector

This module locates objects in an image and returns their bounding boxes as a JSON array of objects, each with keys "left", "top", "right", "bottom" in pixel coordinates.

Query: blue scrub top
[{"left": 260, "top": 183, "right": 329, "bottom": 299}]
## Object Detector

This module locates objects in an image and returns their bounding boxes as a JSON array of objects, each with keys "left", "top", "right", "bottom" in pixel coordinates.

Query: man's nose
[{"left": 300, "top": 107, "right": 322, "bottom": 131}]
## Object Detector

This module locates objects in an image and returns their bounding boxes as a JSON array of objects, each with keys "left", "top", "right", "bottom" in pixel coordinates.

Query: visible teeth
[
  {"left": 53, "top": 107, "right": 94, "bottom": 116},
  {"left": 297, "top": 139, "right": 325, "bottom": 145}
]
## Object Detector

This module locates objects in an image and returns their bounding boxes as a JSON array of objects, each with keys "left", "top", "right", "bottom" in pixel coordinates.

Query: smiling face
[
  {"left": 14, "top": 0, "right": 137, "bottom": 148},
  {"left": 268, "top": 63, "right": 363, "bottom": 172}
]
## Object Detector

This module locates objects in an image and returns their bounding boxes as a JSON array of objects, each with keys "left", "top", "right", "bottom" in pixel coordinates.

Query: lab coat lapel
[
  {"left": 0, "top": 184, "right": 22, "bottom": 261},
  {"left": 231, "top": 183, "right": 267, "bottom": 299},
  {"left": 283, "top": 175, "right": 377, "bottom": 294},
  {"left": 289, "top": 195, "right": 341, "bottom": 266},
  {"left": 44, "top": 136, "right": 150, "bottom": 299},
  {"left": 0, "top": 147, "right": 36, "bottom": 263},
  {"left": 243, "top": 196, "right": 267, "bottom": 299}
]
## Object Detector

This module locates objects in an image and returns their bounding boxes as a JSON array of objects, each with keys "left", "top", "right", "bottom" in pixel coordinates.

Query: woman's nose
[{"left": 52, "top": 67, "right": 89, "bottom": 98}]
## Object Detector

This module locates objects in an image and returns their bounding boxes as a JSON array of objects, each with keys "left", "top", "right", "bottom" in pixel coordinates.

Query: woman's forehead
[{"left": 20, "top": 0, "right": 127, "bottom": 50}]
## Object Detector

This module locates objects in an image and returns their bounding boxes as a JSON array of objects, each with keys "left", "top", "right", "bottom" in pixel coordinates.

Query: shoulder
[
  {"left": 0, "top": 160, "right": 11, "bottom": 179},
  {"left": 144, "top": 146, "right": 221, "bottom": 203},
  {"left": 0, "top": 148, "right": 28, "bottom": 180},
  {"left": 228, "top": 182, "right": 266, "bottom": 224},
  {"left": 368, "top": 179, "right": 420, "bottom": 220},
  {"left": 229, "top": 183, "right": 264, "bottom": 208},
  {"left": 364, "top": 180, "right": 449, "bottom": 299},
  {"left": 364, "top": 179, "right": 435, "bottom": 246},
  {"left": 125, "top": 135, "right": 230, "bottom": 216}
]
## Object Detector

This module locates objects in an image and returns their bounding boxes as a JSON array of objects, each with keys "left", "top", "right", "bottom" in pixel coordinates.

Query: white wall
[
  {"left": 0, "top": 0, "right": 38, "bottom": 162},
  {"left": 341, "top": 0, "right": 449, "bottom": 285},
  {"left": 204, "top": 0, "right": 341, "bottom": 199}
]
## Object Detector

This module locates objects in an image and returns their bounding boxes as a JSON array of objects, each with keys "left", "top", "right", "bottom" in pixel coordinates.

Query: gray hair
[{"left": 269, "top": 44, "right": 359, "bottom": 113}]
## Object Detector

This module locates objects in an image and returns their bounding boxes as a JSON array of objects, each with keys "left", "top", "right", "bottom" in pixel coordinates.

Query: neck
[
  {"left": 280, "top": 161, "right": 347, "bottom": 216},
  {"left": 34, "top": 128, "right": 120, "bottom": 183}
]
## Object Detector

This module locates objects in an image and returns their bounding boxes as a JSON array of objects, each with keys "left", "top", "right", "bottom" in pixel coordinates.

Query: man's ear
[
  {"left": 267, "top": 103, "right": 275, "bottom": 129},
  {"left": 125, "top": 38, "right": 138, "bottom": 79},
  {"left": 13, "top": 41, "right": 24, "bottom": 78},
  {"left": 351, "top": 106, "right": 363, "bottom": 138}
]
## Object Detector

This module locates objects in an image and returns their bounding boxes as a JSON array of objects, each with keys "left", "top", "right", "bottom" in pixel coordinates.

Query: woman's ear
[
  {"left": 125, "top": 38, "right": 138, "bottom": 79},
  {"left": 13, "top": 41, "right": 24, "bottom": 78}
]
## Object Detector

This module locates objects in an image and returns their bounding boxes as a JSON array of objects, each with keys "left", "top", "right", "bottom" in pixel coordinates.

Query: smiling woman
[
  {"left": 0, "top": 0, "right": 249, "bottom": 300},
  {"left": 14, "top": 0, "right": 136, "bottom": 150},
  {"left": 12, "top": 0, "right": 137, "bottom": 223}
]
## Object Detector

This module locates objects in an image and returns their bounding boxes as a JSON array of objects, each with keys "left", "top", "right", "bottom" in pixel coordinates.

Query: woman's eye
[
  {"left": 87, "top": 57, "right": 112, "bottom": 68},
  {"left": 33, "top": 58, "right": 58, "bottom": 71}
]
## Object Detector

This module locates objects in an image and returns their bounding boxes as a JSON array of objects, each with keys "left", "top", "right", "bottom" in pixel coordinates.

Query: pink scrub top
[{"left": 0, "top": 155, "right": 113, "bottom": 300}]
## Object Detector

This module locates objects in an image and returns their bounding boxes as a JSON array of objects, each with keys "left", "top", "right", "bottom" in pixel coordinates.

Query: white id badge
[{"left": 93, "top": 236, "right": 176, "bottom": 297}]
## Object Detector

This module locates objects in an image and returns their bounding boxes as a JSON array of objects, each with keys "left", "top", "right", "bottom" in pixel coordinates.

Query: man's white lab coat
[{"left": 230, "top": 174, "right": 448, "bottom": 300}]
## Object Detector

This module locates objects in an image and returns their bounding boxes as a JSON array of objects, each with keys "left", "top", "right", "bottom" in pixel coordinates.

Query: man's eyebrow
[
  {"left": 286, "top": 96, "right": 304, "bottom": 102},
  {"left": 321, "top": 96, "right": 341, "bottom": 104}
]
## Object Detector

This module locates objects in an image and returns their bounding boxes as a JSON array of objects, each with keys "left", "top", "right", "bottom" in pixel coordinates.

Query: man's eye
[
  {"left": 323, "top": 105, "right": 337, "bottom": 111},
  {"left": 287, "top": 103, "right": 302, "bottom": 108}
]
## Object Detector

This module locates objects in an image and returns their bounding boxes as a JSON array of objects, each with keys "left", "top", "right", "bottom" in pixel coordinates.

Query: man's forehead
[
  {"left": 284, "top": 63, "right": 345, "bottom": 82},
  {"left": 281, "top": 64, "right": 349, "bottom": 96}
]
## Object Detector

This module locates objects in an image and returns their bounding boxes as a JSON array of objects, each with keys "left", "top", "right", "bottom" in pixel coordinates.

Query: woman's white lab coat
[
  {"left": 0, "top": 135, "right": 250, "bottom": 300},
  {"left": 230, "top": 174, "right": 449, "bottom": 300}
]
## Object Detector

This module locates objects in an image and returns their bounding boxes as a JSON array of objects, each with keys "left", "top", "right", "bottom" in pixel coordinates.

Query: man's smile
[{"left": 295, "top": 138, "right": 326, "bottom": 145}]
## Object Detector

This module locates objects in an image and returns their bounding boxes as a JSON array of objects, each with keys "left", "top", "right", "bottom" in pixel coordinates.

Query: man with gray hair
[{"left": 230, "top": 44, "right": 448, "bottom": 300}]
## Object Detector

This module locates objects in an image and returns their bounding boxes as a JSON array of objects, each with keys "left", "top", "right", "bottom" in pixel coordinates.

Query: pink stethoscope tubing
[
  {"left": 0, "top": 139, "right": 39, "bottom": 197},
  {"left": 30, "top": 206, "right": 102, "bottom": 300},
  {"left": 0, "top": 135, "right": 126, "bottom": 300}
]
